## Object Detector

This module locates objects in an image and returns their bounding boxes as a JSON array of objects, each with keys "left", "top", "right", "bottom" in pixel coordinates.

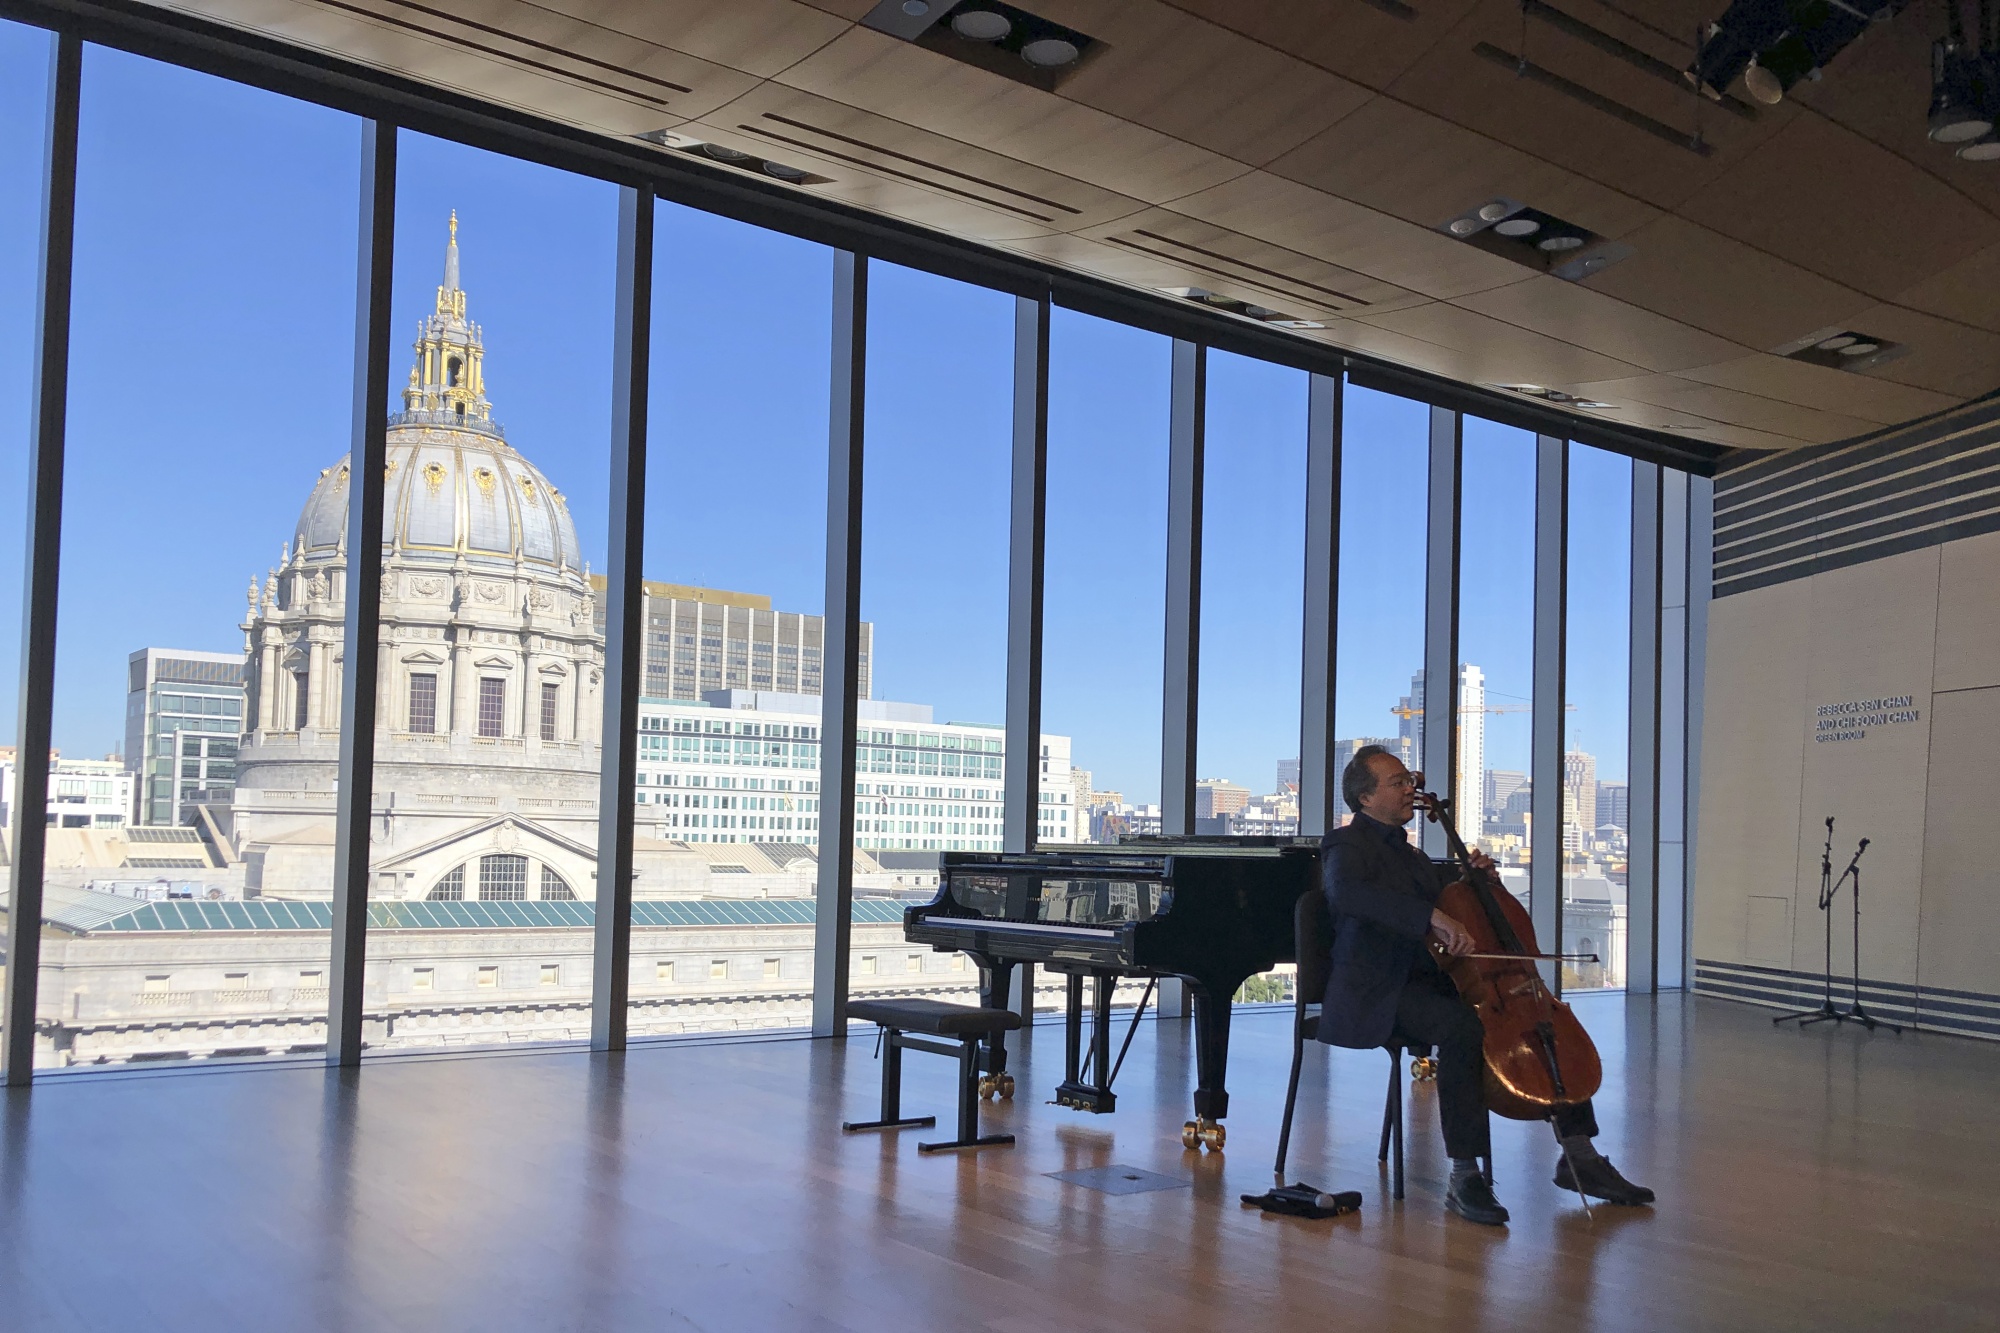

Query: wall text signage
[{"left": 1813, "top": 695, "right": 1922, "bottom": 744}]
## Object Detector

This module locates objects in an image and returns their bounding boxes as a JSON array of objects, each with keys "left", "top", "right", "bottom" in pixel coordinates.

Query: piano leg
[
  {"left": 1183, "top": 984, "right": 1232, "bottom": 1151},
  {"left": 974, "top": 958, "right": 1016, "bottom": 1100},
  {"left": 1053, "top": 970, "right": 1117, "bottom": 1113}
]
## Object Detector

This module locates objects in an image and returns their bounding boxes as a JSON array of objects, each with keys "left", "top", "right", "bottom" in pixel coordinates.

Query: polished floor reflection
[{"left": 0, "top": 994, "right": 1991, "bottom": 1330}]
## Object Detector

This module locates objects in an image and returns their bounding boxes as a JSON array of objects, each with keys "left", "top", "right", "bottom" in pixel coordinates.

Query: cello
[{"left": 1414, "top": 787, "right": 1602, "bottom": 1123}]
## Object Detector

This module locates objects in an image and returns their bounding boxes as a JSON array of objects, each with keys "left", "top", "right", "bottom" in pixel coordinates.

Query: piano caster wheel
[
  {"left": 998, "top": 1074, "right": 1015, "bottom": 1099},
  {"left": 1182, "top": 1118, "right": 1225, "bottom": 1151},
  {"left": 977, "top": 1075, "right": 999, "bottom": 1100},
  {"left": 1411, "top": 1056, "right": 1438, "bottom": 1083}
]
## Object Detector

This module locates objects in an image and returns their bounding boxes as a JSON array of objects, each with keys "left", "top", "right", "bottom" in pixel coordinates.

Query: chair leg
[
  {"left": 1377, "top": 1051, "right": 1397, "bottom": 1163},
  {"left": 1387, "top": 1052, "right": 1405, "bottom": 1201}
]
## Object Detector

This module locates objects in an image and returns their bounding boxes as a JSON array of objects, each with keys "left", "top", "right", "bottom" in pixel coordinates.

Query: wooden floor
[{"left": 0, "top": 993, "right": 1994, "bottom": 1331}]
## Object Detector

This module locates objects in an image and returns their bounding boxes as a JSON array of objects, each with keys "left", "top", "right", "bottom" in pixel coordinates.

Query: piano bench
[{"left": 843, "top": 1001, "right": 1022, "bottom": 1154}]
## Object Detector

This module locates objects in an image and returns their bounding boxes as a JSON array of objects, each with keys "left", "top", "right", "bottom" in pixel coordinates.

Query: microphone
[{"left": 1857, "top": 838, "right": 1870, "bottom": 855}]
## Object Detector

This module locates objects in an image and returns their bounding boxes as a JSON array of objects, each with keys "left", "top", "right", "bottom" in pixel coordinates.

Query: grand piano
[{"left": 903, "top": 837, "right": 1318, "bottom": 1149}]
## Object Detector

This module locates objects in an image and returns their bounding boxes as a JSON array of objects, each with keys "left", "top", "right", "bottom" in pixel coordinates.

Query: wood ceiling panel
[
  {"left": 1836, "top": 306, "right": 2000, "bottom": 402},
  {"left": 694, "top": 83, "right": 1147, "bottom": 234},
  {"left": 1380, "top": 1, "right": 1784, "bottom": 214},
  {"left": 1268, "top": 95, "right": 1661, "bottom": 241},
  {"left": 1560, "top": 373, "right": 1875, "bottom": 443},
  {"left": 669, "top": 119, "right": 1067, "bottom": 242},
  {"left": 1781, "top": 15, "right": 2000, "bottom": 222},
  {"left": 1681, "top": 355, "right": 1959, "bottom": 426},
  {"left": 1895, "top": 243, "right": 2000, "bottom": 336},
  {"left": 1677, "top": 112, "right": 2000, "bottom": 303},
  {"left": 1166, "top": 0, "right": 1482, "bottom": 93},
  {"left": 564, "top": 0, "right": 851, "bottom": 79},
  {"left": 1583, "top": 213, "right": 1872, "bottom": 352},
  {"left": 1453, "top": 275, "right": 1748, "bottom": 374},
  {"left": 1350, "top": 299, "right": 1648, "bottom": 386},
  {"left": 211, "top": 0, "right": 712, "bottom": 133},
  {"left": 1070, "top": 207, "right": 1408, "bottom": 321},
  {"left": 1167, "top": 170, "right": 1526, "bottom": 302},
  {"left": 1040, "top": 0, "right": 1372, "bottom": 164},
  {"left": 774, "top": 27, "right": 1249, "bottom": 205}
]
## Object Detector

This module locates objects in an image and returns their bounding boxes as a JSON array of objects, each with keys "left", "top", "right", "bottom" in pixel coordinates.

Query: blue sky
[{"left": 2, "top": 27, "right": 1633, "bottom": 795}]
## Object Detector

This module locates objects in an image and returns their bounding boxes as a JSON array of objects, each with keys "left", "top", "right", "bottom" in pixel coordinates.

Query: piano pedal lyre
[{"left": 1182, "top": 1118, "right": 1226, "bottom": 1151}]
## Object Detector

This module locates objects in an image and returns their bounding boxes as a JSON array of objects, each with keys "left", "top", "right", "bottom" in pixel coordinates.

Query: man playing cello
[{"left": 1317, "top": 744, "right": 1653, "bottom": 1225}]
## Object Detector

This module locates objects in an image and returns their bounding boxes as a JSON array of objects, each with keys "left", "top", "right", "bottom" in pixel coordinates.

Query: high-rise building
[
  {"left": 1456, "top": 664, "right": 1485, "bottom": 841},
  {"left": 1195, "top": 778, "right": 1250, "bottom": 819},
  {"left": 1486, "top": 769, "right": 1529, "bottom": 819},
  {"left": 125, "top": 648, "right": 246, "bottom": 826},
  {"left": 1564, "top": 750, "right": 1598, "bottom": 835},
  {"left": 1400, "top": 665, "right": 1485, "bottom": 835},
  {"left": 1598, "top": 780, "right": 1629, "bottom": 831},
  {"left": 590, "top": 579, "right": 871, "bottom": 703},
  {"left": 1276, "top": 757, "right": 1300, "bottom": 792}
]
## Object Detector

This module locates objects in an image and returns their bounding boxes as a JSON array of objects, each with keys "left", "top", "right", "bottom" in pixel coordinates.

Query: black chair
[
  {"left": 1273, "top": 891, "right": 1435, "bottom": 1201},
  {"left": 842, "top": 998, "right": 1021, "bottom": 1154}
]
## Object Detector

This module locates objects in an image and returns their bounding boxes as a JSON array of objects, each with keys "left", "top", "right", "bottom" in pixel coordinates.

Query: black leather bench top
[{"left": 847, "top": 998, "right": 1023, "bottom": 1035}]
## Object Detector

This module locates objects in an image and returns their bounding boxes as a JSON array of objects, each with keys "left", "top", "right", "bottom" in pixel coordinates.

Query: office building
[
  {"left": 125, "top": 647, "right": 246, "bottom": 827},
  {"left": 590, "top": 579, "right": 871, "bottom": 703}
]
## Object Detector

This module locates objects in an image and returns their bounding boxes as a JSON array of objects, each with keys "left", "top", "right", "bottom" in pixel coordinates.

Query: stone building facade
[{"left": 230, "top": 217, "right": 605, "bottom": 905}]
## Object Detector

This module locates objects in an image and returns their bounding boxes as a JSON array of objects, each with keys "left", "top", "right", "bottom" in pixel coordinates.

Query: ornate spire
[{"left": 401, "top": 212, "right": 494, "bottom": 429}]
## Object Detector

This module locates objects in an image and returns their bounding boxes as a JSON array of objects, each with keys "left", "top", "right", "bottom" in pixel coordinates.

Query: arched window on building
[
  {"left": 479, "top": 853, "right": 528, "bottom": 901},
  {"left": 426, "top": 865, "right": 465, "bottom": 901},
  {"left": 540, "top": 866, "right": 575, "bottom": 901}
]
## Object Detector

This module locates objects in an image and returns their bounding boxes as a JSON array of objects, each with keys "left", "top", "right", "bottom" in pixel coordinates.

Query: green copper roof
[{"left": 74, "top": 897, "right": 908, "bottom": 934}]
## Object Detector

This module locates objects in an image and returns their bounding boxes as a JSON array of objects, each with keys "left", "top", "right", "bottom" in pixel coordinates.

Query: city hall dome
[{"left": 289, "top": 213, "right": 584, "bottom": 584}]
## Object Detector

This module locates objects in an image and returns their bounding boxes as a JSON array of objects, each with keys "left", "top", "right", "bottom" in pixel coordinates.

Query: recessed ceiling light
[
  {"left": 901, "top": 0, "right": 931, "bottom": 14},
  {"left": 1022, "top": 37, "right": 1080, "bottom": 67},
  {"left": 1815, "top": 335, "right": 1857, "bottom": 350},
  {"left": 1477, "top": 202, "right": 1512, "bottom": 222},
  {"left": 1579, "top": 256, "right": 1608, "bottom": 273},
  {"left": 762, "top": 161, "right": 809, "bottom": 182},
  {"left": 951, "top": 9, "right": 1011, "bottom": 40},
  {"left": 1574, "top": 400, "right": 1615, "bottom": 410},
  {"left": 1494, "top": 218, "right": 1541, "bottom": 237},
  {"left": 1839, "top": 342, "right": 1881, "bottom": 356},
  {"left": 1959, "top": 136, "right": 2000, "bottom": 161},
  {"left": 1743, "top": 60, "right": 1784, "bottom": 106},
  {"left": 1513, "top": 384, "right": 1545, "bottom": 394},
  {"left": 1538, "top": 235, "right": 1584, "bottom": 252},
  {"left": 1449, "top": 218, "right": 1480, "bottom": 236},
  {"left": 700, "top": 143, "right": 752, "bottom": 162}
]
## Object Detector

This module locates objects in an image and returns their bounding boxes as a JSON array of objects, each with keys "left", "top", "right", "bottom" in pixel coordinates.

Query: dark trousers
[{"left": 1389, "top": 971, "right": 1598, "bottom": 1161}]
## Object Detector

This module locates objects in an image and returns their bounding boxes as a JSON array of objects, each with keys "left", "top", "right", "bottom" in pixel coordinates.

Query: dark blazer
[{"left": 1315, "top": 816, "right": 1446, "bottom": 1049}]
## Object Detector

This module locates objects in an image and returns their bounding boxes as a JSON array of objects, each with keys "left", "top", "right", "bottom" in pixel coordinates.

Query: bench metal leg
[
  {"left": 1380, "top": 1048, "right": 1404, "bottom": 1201},
  {"left": 918, "top": 1037, "right": 1015, "bottom": 1154},
  {"left": 842, "top": 1027, "right": 936, "bottom": 1133}
]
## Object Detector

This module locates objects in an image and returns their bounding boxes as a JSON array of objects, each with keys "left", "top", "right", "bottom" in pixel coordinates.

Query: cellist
[{"left": 1316, "top": 744, "right": 1653, "bottom": 1225}]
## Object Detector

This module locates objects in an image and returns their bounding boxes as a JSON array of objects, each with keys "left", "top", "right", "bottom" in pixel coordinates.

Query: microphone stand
[
  {"left": 1839, "top": 839, "right": 1900, "bottom": 1034},
  {"left": 1774, "top": 818, "right": 1843, "bottom": 1027}
]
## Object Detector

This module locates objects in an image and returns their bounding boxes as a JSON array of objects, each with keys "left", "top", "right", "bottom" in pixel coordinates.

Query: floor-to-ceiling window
[
  {"left": 1458, "top": 419, "right": 1538, "bottom": 906},
  {"left": 632, "top": 203, "right": 834, "bottom": 1036},
  {"left": 1565, "top": 443, "right": 1634, "bottom": 990},
  {"left": 855, "top": 262, "right": 1011, "bottom": 996},
  {"left": 1198, "top": 351, "right": 1307, "bottom": 1002},
  {"left": 34, "top": 49, "right": 358, "bottom": 1068},
  {"left": 1334, "top": 383, "right": 1429, "bottom": 828},
  {"left": 359, "top": 132, "right": 615, "bottom": 1054},
  {"left": 1043, "top": 309, "right": 1170, "bottom": 845},
  {"left": 0, "top": 20, "right": 45, "bottom": 838}
]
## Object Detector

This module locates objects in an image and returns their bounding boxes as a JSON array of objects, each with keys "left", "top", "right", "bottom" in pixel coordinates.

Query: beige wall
[{"left": 1695, "top": 530, "right": 2000, "bottom": 1024}]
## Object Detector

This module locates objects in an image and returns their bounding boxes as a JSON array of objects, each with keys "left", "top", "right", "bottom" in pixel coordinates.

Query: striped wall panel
[
  {"left": 1713, "top": 398, "right": 2000, "bottom": 598},
  {"left": 1694, "top": 958, "right": 2000, "bottom": 1041}
]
